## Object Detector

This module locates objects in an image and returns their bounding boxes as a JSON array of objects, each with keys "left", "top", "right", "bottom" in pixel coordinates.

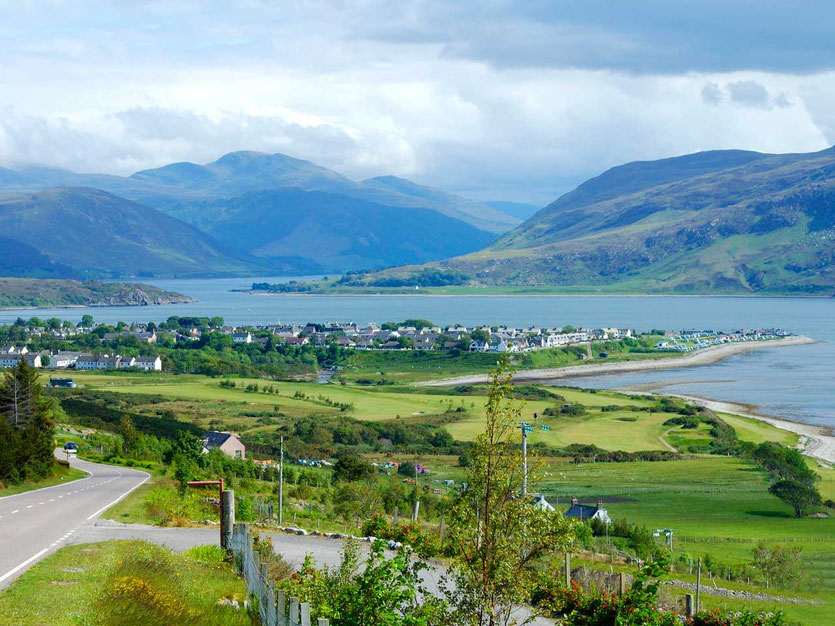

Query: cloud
[
  {"left": 701, "top": 82, "right": 722, "bottom": 105},
  {"left": 726, "top": 80, "right": 772, "bottom": 108},
  {"left": 0, "top": 2, "right": 831, "bottom": 204}
]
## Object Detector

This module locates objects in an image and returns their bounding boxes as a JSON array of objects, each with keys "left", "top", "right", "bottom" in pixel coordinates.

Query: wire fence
[{"left": 230, "top": 522, "right": 328, "bottom": 626}]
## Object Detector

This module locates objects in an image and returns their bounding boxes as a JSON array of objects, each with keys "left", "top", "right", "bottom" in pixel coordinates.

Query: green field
[
  {"left": 52, "top": 371, "right": 780, "bottom": 453},
  {"left": 0, "top": 541, "right": 249, "bottom": 625}
]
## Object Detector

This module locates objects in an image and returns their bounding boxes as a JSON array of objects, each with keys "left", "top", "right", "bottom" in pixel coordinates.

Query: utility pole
[
  {"left": 279, "top": 436, "right": 284, "bottom": 526},
  {"left": 518, "top": 422, "right": 532, "bottom": 496}
]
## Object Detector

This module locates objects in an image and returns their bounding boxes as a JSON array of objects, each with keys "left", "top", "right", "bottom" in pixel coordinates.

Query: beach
[{"left": 418, "top": 335, "right": 817, "bottom": 387}]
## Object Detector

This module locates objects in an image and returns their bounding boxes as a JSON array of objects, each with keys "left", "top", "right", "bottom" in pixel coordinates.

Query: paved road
[{"left": 0, "top": 452, "right": 149, "bottom": 588}]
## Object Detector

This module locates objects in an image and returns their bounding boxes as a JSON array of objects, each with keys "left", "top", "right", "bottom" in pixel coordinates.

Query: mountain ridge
[{"left": 336, "top": 146, "right": 835, "bottom": 295}]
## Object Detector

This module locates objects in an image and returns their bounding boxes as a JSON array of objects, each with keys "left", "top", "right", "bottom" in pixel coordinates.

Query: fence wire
[{"left": 230, "top": 523, "right": 326, "bottom": 626}]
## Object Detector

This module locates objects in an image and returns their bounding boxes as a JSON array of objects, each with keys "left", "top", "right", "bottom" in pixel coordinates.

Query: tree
[
  {"left": 752, "top": 543, "right": 803, "bottom": 588},
  {"left": 80, "top": 314, "right": 94, "bottom": 327},
  {"left": 0, "top": 357, "right": 42, "bottom": 429},
  {"left": 769, "top": 480, "right": 821, "bottom": 518},
  {"left": 334, "top": 454, "right": 376, "bottom": 482},
  {"left": 470, "top": 328, "right": 490, "bottom": 344},
  {"left": 445, "top": 357, "right": 579, "bottom": 625},
  {"left": 119, "top": 415, "right": 139, "bottom": 455}
]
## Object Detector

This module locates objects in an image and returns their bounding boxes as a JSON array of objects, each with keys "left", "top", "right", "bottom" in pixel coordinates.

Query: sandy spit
[
  {"left": 417, "top": 335, "right": 817, "bottom": 387},
  {"left": 617, "top": 389, "right": 835, "bottom": 466}
]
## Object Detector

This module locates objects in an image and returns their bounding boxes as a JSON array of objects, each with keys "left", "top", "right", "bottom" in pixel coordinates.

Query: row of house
[
  {"left": 0, "top": 346, "right": 162, "bottom": 370},
  {"left": 75, "top": 354, "right": 162, "bottom": 371},
  {"left": 216, "top": 323, "right": 635, "bottom": 353}
]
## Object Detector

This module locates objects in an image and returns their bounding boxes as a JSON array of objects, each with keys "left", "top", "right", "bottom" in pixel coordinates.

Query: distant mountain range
[
  {"left": 340, "top": 147, "right": 835, "bottom": 295},
  {"left": 0, "top": 151, "right": 520, "bottom": 277}
]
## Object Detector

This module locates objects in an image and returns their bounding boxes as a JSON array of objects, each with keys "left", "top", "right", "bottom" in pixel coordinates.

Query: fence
[{"left": 229, "top": 522, "right": 329, "bottom": 626}]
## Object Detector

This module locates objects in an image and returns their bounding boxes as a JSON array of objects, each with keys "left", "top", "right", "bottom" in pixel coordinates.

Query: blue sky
[{"left": 1, "top": 1, "right": 834, "bottom": 204}]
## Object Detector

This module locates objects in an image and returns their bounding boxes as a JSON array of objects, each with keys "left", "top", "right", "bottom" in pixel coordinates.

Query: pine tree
[
  {"left": 0, "top": 359, "right": 55, "bottom": 480},
  {"left": 0, "top": 357, "right": 41, "bottom": 429}
]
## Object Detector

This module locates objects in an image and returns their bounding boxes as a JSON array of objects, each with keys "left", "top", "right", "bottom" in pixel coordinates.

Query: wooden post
[
  {"left": 221, "top": 489, "right": 235, "bottom": 549},
  {"left": 300, "top": 602, "right": 311, "bottom": 626},
  {"left": 412, "top": 499, "right": 420, "bottom": 522},
  {"left": 289, "top": 597, "right": 300, "bottom": 626},
  {"left": 618, "top": 572, "right": 625, "bottom": 596},
  {"left": 685, "top": 594, "right": 695, "bottom": 617},
  {"left": 317, "top": 619, "right": 329, "bottom": 626},
  {"left": 276, "top": 588, "right": 286, "bottom": 619},
  {"left": 260, "top": 562, "right": 268, "bottom": 580},
  {"left": 564, "top": 552, "right": 571, "bottom": 586},
  {"left": 696, "top": 558, "right": 702, "bottom": 614}
]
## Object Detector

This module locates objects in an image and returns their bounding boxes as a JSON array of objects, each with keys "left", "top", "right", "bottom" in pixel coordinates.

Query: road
[
  {"left": 0, "top": 454, "right": 551, "bottom": 623},
  {"left": 0, "top": 451, "right": 149, "bottom": 589}
]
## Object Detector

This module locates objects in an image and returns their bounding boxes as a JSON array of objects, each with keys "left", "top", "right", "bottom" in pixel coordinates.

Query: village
[{"left": 0, "top": 318, "right": 791, "bottom": 372}]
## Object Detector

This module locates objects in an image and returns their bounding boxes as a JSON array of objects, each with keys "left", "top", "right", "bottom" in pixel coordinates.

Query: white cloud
[{"left": 0, "top": 2, "right": 832, "bottom": 204}]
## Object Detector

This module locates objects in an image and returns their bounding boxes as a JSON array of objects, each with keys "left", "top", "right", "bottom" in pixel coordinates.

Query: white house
[
  {"left": 117, "top": 356, "right": 136, "bottom": 368},
  {"left": 564, "top": 498, "right": 612, "bottom": 524},
  {"left": 135, "top": 356, "right": 163, "bottom": 371},
  {"left": 232, "top": 332, "right": 252, "bottom": 344}
]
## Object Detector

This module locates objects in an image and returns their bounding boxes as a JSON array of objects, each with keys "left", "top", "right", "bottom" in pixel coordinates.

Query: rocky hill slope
[{"left": 343, "top": 147, "right": 835, "bottom": 294}]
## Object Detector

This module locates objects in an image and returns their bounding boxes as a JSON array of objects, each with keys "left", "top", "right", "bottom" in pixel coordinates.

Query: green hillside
[
  {"left": 0, "top": 188, "right": 263, "bottom": 278},
  {"left": 339, "top": 147, "right": 835, "bottom": 295},
  {"left": 0, "top": 278, "right": 193, "bottom": 308},
  {"left": 167, "top": 188, "right": 497, "bottom": 272}
]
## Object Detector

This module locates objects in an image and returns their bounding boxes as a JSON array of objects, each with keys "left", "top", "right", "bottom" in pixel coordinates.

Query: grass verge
[{"left": 0, "top": 540, "right": 250, "bottom": 625}]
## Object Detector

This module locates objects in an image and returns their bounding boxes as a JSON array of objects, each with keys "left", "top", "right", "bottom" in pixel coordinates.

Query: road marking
[
  {"left": 26, "top": 505, "right": 32, "bottom": 509},
  {"left": 38, "top": 502, "right": 44, "bottom": 505},
  {"left": 0, "top": 548, "right": 49, "bottom": 585},
  {"left": 11, "top": 510, "right": 18, "bottom": 514},
  {"left": 86, "top": 471, "right": 150, "bottom": 521}
]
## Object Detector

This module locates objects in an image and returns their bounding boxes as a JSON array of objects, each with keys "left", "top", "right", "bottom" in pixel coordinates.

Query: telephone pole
[{"left": 518, "top": 422, "right": 533, "bottom": 496}]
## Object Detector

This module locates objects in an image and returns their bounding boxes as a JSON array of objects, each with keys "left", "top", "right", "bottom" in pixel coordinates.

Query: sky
[{"left": 1, "top": 1, "right": 835, "bottom": 205}]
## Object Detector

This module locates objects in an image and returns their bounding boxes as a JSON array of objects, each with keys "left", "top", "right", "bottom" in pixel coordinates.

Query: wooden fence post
[
  {"left": 564, "top": 552, "right": 571, "bottom": 586},
  {"left": 618, "top": 572, "right": 625, "bottom": 596},
  {"left": 685, "top": 594, "right": 695, "bottom": 617},
  {"left": 317, "top": 619, "right": 329, "bottom": 626},
  {"left": 221, "top": 489, "right": 235, "bottom": 549},
  {"left": 275, "top": 589, "right": 287, "bottom": 626},
  {"left": 300, "top": 602, "right": 311, "bottom": 626},
  {"left": 289, "top": 596, "right": 300, "bottom": 626}
]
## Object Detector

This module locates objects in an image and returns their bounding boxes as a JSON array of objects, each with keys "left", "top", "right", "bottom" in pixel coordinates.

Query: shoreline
[
  {"left": 619, "top": 388, "right": 835, "bottom": 465},
  {"left": 245, "top": 291, "right": 833, "bottom": 299},
  {"left": 417, "top": 335, "right": 817, "bottom": 386}
]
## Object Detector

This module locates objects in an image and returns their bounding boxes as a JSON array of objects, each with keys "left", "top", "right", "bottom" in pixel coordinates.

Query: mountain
[
  {"left": 359, "top": 176, "right": 518, "bottom": 233},
  {"left": 172, "top": 189, "right": 496, "bottom": 272},
  {"left": 484, "top": 200, "right": 541, "bottom": 221},
  {"left": 0, "top": 151, "right": 519, "bottom": 234},
  {"left": 0, "top": 188, "right": 263, "bottom": 278},
  {"left": 343, "top": 147, "right": 835, "bottom": 295},
  {"left": 0, "top": 278, "right": 194, "bottom": 308}
]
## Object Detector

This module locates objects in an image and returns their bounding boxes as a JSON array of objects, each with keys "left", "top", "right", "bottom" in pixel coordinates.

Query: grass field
[
  {"left": 53, "top": 371, "right": 784, "bottom": 453},
  {"left": 0, "top": 463, "right": 87, "bottom": 497},
  {"left": 0, "top": 540, "right": 249, "bottom": 625}
]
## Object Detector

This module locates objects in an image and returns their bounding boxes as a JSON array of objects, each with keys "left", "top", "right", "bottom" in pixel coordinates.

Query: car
[{"left": 63, "top": 442, "right": 78, "bottom": 455}]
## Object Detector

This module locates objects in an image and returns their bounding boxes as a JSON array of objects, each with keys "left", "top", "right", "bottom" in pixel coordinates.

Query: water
[{"left": 3, "top": 277, "right": 833, "bottom": 428}]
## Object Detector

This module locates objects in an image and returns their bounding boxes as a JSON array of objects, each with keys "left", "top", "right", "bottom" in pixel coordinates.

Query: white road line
[
  {"left": 0, "top": 548, "right": 49, "bottom": 585},
  {"left": 26, "top": 505, "right": 32, "bottom": 509},
  {"left": 11, "top": 510, "right": 18, "bottom": 514},
  {"left": 86, "top": 471, "right": 150, "bottom": 521}
]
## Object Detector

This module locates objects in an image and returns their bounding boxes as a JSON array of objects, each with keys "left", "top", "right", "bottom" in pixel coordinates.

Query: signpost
[
  {"left": 186, "top": 479, "right": 232, "bottom": 548},
  {"left": 653, "top": 528, "right": 674, "bottom": 551}
]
